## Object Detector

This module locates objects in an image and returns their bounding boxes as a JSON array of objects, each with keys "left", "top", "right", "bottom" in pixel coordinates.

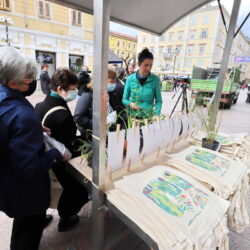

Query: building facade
[
  {"left": 109, "top": 31, "right": 137, "bottom": 62},
  {"left": 0, "top": 0, "right": 95, "bottom": 78},
  {"left": 137, "top": 5, "right": 250, "bottom": 79}
]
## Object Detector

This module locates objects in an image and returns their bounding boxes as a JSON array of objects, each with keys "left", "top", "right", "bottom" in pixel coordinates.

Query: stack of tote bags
[
  {"left": 168, "top": 146, "right": 249, "bottom": 232},
  {"left": 108, "top": 166, "right": 229, "bottom": 250}
]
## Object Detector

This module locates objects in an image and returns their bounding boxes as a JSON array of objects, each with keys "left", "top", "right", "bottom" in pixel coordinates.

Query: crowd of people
[{"left": 0, "top": 46, "right": 162, "bottom": 250}]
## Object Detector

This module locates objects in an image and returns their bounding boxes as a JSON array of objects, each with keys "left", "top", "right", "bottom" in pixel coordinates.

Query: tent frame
[{"left": 49, "top": 0, "right": 243, "bottom": 249}]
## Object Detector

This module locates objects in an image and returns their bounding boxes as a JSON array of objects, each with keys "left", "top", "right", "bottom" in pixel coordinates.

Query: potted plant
[{"left": 195, "top": 104, "right": 222, "bottom": 151}]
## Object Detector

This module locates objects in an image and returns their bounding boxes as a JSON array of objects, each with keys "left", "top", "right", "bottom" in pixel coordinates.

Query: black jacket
[
  {"left": 74, "top": 91, "right": 92, "bottom": 134},
  {"left": 0, "top": 85, "right": 62, "bottom": 217},
  {"left": 40, "top": 71, "right": 51, "bottom": 95},
  {"left": 35, "top": 95, "right": 77, "bottom": 152},
  {"left": 109, "top": 81, "right": 127, "bottom": 128}
]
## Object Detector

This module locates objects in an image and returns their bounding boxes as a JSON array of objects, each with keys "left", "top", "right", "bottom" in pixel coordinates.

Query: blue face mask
[
  {"left": 107, "top": 83, "right": 116, "bottom": 92},
  {"left": 64, "top": 90, "right": 78, "bottom": 102}
]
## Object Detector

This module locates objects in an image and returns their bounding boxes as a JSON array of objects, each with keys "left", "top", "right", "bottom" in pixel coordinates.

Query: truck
[{"left": 190, "top": 66, "right": 241, "bottom": 109}]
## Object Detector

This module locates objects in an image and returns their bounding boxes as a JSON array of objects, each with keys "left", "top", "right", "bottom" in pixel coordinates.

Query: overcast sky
[{"left": 110, "top": 0, "right": 250, "bottom": 38}]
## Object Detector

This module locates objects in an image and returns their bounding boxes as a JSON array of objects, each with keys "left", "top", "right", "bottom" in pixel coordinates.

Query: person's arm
[
  {"left": 154, "top": 77, "right": 163, "bottom": 116},
  {"left": 74, "top": 94, "right": 92, "bottom": 128},
  {"left": 122, "top": 78, "right": 131, "bottom": 107},
  {"left": 9, "top": 110, "right": 62, "bottom": 181}
]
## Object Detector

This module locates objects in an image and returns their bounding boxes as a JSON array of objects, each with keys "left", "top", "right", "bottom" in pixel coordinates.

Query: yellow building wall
[
  {"left": 137, "top": 8, "right": 219, "bottom": 73},
  {"left": 0, "top": 0, "right": 95, "bottom": 71},
  {"left": 109, "top": 34, "right": 137, "bottom": 59},
  {"left": 26, "top": 0, "right": 36, "bottom": 17},
  {"left": 53, "top": 5, "right": 69, "bottom": 24},
  {"left": 87, "top": 56, "right": 93, "bottom": 71},
  {"left": 85, "top": 31, "right": 94, "bottom": 41},
  {"left": 84, "top": 14, "right": 94, "bottom": 29}
]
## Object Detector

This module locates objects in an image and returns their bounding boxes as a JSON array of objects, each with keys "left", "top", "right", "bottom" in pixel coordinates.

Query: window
[
  {"left": 187, "top": 45, "right": 194, "bottom": 55},
  {"left": 167, "top": 47, "right": 172, "bottom": 54},
  {"left": 160, "top": 34, "right": 165, "bottom": 42},
  {"left": 72, "top": 10, "right": 82, "bottom": 26},
  {"left": 0, "top": 0, "right": 11, "bottom": 11},
  {"left": 184, "top": 59, "right": 192, "bottom": 68},
  {"left": 158, "top": 60, "right": 162, "bottom": 68},
  {"left": 133, "top": 44, "right": 136, "bottom": 49},
  {"left": 151, "top": 36, "right": 155, "bottom": 43},
  {"left": 175, "top": 46, "right": 182, "bottom": 55},
  {"left": 179, "top": 19, "right": 185, "bottom": 27},
  {"left": 123, "top": 42, "right": 125, "bottom": 48},
  {"left": 143, "top": 36, "right": 147, "bottom": 43},
  {"left": 190, "top": 16, "right": 197, "bottom": 25},
  {"left": 36, "top": 51, "right": 56, "bottom": 77},
  {"left": 189, "top": 30, "right": 196, "bottom": 40},
  {"left": 38, "top": 1, "right": 51, "bottom": 19},
  {"left": 117, "top": 40, "right": 120, "bottom": 47},
  {"left": 128, "top": 43, "right": 131, "bottom": 49},
  {"left": 168, "top": 32, "right": 174, "bottom": 41},
  {"left": 159, "top": 47, "right": 163, "bottom": 54},
  {"left": 178, "top": 31, "right": 183, "bottom": 41},
  {"left": 199, "top": 45, "right": 206, "bottom": 55},
  {"left": 200, "top": 30, "right": 208, "bottom": 39},
  {"left": 69, "top": 55, "right": 84, "bottom": 73},
  {"left": 196, "top": 59, "right": 203, "bottom": 67},
  {"left": 203, "top": 15, "right": 209, "bottom": 24}
]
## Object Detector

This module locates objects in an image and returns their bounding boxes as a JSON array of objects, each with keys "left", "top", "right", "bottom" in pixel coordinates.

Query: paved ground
[{"left": 0, "top": 89, "right": 250, "bottom": 250}]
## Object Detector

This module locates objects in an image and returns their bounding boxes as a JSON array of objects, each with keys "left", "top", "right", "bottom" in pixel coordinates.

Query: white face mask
[{"left": 64, "top": 90, "right": 78, "bottom": 102}]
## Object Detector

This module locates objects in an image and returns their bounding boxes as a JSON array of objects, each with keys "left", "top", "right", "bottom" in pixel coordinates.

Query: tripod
[{"left": 170, "top": 84, "right": 189, "bottom": 117}]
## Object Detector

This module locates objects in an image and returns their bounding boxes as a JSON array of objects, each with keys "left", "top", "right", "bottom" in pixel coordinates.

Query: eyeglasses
[{"left": 20, "top": 80, "right": 37, "bottom": 86}]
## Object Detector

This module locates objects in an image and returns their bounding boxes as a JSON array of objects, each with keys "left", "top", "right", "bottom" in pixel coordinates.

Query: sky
[{"left": 109, "top": 0, "right": 250, "bottom": 39}]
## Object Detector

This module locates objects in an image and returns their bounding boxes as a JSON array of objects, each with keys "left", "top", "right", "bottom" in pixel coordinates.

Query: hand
[
  {"left": 62, "top": 146, "right": 72, "bottom": 161},
  {"left": 153, "top": 116, "right": 160, "bottom": 121},
  {"left": 42, "top": 126, "right": 51, "bottom": 133},
  {"left": 130, "top": 102, "right": 141, "bottom": 110}
]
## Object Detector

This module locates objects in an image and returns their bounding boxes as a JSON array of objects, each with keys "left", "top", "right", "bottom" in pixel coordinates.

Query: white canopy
[{"left": 50, "top": 0, "right": 213, "bottom": 35}]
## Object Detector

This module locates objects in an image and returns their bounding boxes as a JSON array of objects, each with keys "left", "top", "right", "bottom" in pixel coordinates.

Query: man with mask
[
  {"left": 0, "top": 46, "right": 65, "bottom": 250},
  {"left": 35, "top": 68, "right": 89, "bottom": 233},
  {"left": 107, "top": 68, "right": 127, "bottom": 129},
  {"left": 40, "top": 64, "right": 51, "bottom": 96}
]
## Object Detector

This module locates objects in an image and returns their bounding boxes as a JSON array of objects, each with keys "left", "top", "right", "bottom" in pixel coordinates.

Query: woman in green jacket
[{"left": 122, "top": 48, "right": 162, "bottom": 119}]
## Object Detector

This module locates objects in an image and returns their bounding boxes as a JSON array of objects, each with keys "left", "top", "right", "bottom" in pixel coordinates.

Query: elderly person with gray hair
[{"left": 0, "top": 46, "right": 64, "bottom": 250}]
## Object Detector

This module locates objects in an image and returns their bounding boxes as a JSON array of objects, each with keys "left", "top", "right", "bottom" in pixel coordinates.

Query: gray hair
[
  {"left": 0, "top": 46, "right": 37, "bottom": 86},
  {"left": 116, "top": 66, "right": 125, "bottom": 80}
]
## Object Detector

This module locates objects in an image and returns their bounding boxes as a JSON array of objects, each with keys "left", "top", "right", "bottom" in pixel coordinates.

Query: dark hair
[
  {"left": 138, "top": 48, "right": 153, "bottom": 64},
  {"left": 116, "top": 67, "right": 125, "bottom": 80},
  {"left": 41, "top": 64, "right": 48, "bottom": 70},
  {"left": 78, "top": 70, "right": 91, "bottom": 94},
  {"left": 50, "top": 68, "right": 78, "bottom": 91}
]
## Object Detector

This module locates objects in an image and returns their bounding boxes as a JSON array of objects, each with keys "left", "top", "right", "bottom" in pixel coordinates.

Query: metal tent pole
[
  {"left": 208, "top": 0, "right": 241, "bottom": 131},
  {"left": 92, "top": 0, "right": 110, "bottom": 249}
]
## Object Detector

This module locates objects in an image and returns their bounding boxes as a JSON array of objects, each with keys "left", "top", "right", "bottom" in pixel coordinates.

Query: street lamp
[
  {"left": 0, "top": 16, "right": 13, "bottom": 46},
  {"left": 172, "top": 48, "right": 178, "bottom": 76}
]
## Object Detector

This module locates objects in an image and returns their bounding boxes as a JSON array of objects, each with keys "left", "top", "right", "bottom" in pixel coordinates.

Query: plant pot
[{"left": 202, "top": 138, "right": 220, "bottom": 151}]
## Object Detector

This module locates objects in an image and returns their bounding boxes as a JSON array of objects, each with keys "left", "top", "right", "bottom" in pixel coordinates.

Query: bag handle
[{"left": 42, "top": 106, "right": 67, "bottom": 126}]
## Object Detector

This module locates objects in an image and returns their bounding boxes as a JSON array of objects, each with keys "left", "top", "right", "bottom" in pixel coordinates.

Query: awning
[
  {"left": 108, "top": 49, "right": 123, "bottom": 64},
  {"left": 49, "top": 0, "right": 213, "bottom": 35}
]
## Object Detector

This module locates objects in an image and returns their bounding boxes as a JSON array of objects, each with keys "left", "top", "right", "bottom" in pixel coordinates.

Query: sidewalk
[{"left": 0, "top": 90, "right": 250, "bottom": 249}]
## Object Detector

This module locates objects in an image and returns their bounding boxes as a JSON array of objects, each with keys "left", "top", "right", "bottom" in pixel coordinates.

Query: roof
[
  {"left": 48, "top": 0, "right": 213, "bottom": 35},
  {"left": 110, "top": 31, "right": 137, "bottom": 42},
  {"left": 108, "top": 49, "right": 123, "bottom": 64}
]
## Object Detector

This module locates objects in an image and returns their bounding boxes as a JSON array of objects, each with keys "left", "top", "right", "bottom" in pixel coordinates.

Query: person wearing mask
[
  {"left": 122, "top": 48, "right": 162, "bottom": 119},
  {"left": 108, "top": 68, "right": 127, "bottom": 129},
  {"left": 40, "top": 64, "right": 51, "bottom": 96},
  {"left": 74, "top": 71, "right": 93, "bottom": 139},
  {"left": 0, "top": 46, "right": 65, "bottom": 250},
  {"left": 35, "top": 68, "right": 89, "bottom": 232},
  {"left": 124, "top": 64, "right": 135, "bottom": 84}
]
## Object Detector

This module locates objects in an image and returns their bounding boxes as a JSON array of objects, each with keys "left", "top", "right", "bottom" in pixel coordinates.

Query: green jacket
[{"left": 122, "top": 72, "right": 162, "bottom": 117}]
